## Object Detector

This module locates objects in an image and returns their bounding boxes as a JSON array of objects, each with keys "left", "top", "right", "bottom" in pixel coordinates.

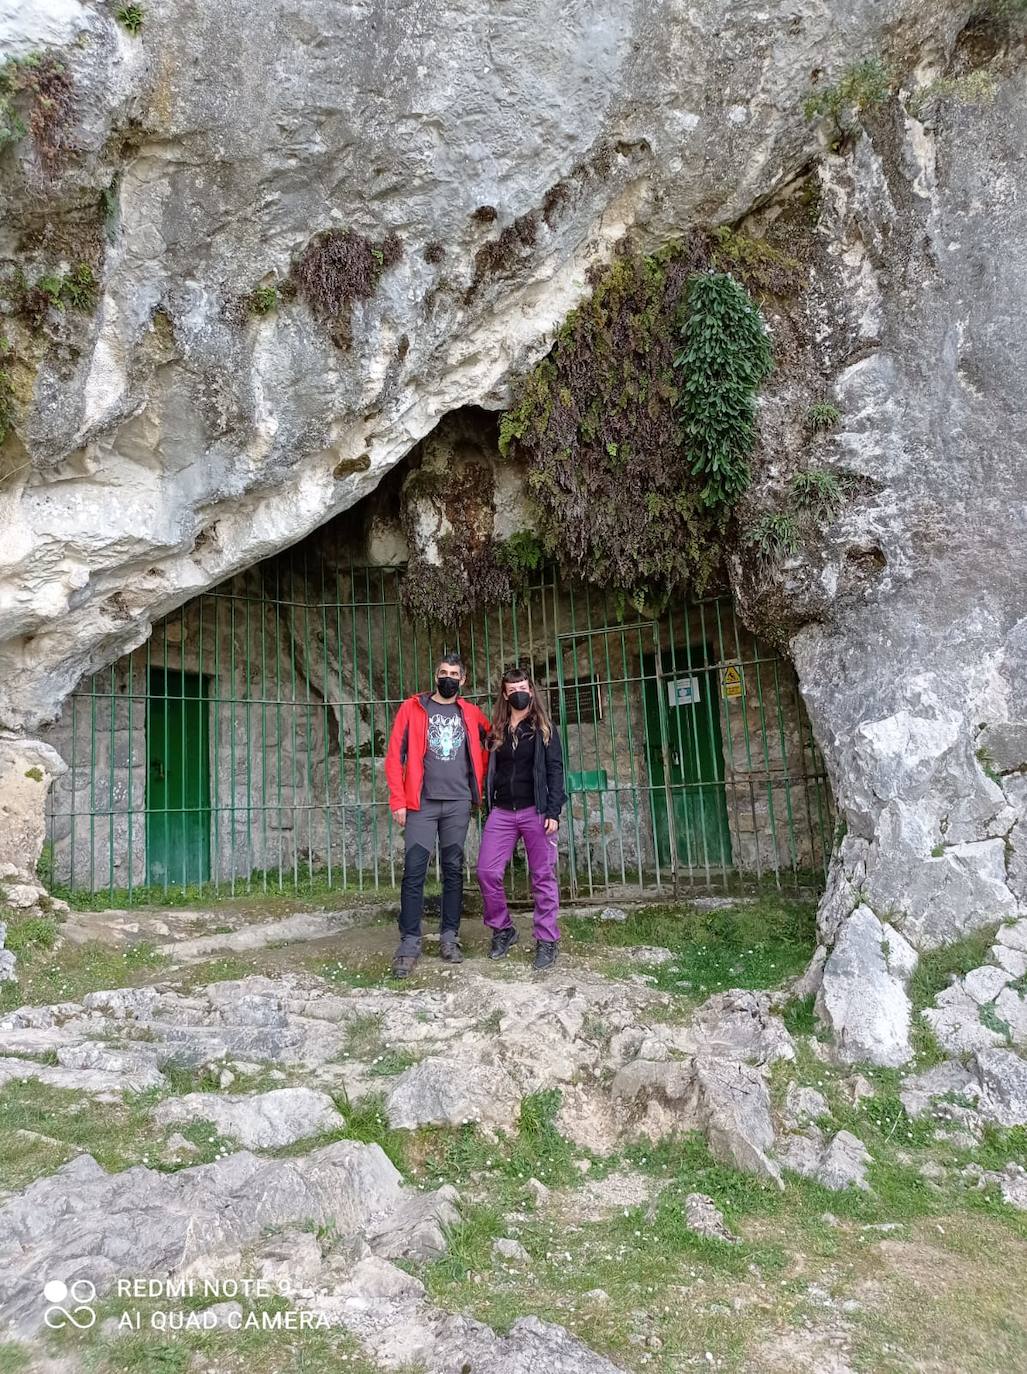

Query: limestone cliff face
[
  {"left": 1, "top": 0, "right": 965, "bottom": 725},
  {"left": 2, "top": 0, "right": 1026, "bottom": 1057}
]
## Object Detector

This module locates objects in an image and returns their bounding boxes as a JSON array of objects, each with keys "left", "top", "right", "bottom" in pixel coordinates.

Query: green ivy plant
[
  {"left": 790, "top": 469, "right": 844, "bottom": 523},
  {"left": 115, "top": 4, "right": 144, "bottom": 33},
  {"left": 745, "top": 513, "right": 799, "bottom": 563},
  {"left": 806, "top": 401, "right": 841, "bottom": 432}
]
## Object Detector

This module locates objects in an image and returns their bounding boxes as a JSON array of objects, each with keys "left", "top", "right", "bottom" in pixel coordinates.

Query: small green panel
[
  {"left": 566, "top": 769, "right": 609, "bottom": 793},
  {"left": 146, "top": 669, "right": 210, "bottom": 886}
]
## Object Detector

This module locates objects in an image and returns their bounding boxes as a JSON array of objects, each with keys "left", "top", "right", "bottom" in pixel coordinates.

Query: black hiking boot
[
  {"left": 489, "top": 926, "right": 519, "bottom": 960},
  {"left": 532, "top": 940, "right": 558, "bottom": 972},
  {"left": 391, "top": 935, "right": 422, "bottom": 979},
  {"left": 440, "top": 933, "right": 464, "bottom": 963}
]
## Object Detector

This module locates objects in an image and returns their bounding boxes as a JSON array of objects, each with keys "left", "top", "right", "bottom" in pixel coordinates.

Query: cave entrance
[{"left": 41, "top": 550, "right": 835, "bottom": 909}]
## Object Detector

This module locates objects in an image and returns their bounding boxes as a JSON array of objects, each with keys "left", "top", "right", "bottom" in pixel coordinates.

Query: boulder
[
  {"left": 383, "top": 1056, "right": 521, "bottom": 1129},
  {"left": 779, "top": 1127, "right": 870, "bottom": 1191},
  {"left": 973, "top": 1048, "right": 1027, "bottom": 1127},
  {"left": 782, "top": 1082, "right": 830, "bottom": 1129},
  {"left": 923, "top": 985, "right": 1008, "bottom": 1056},
  {"left": 899, "top": 1060, "right": 978, "bottom": 1119},
  {"left": 693, "top": 1057, "right": 782, "bottom": 1186},
  {"left": 816, "top": 907, "right": 917, "bottom": 1067},
  {"left": 688, "top": 990, "right": 796, "bottom": 1066},
  {"left": 683, "top": 1193, "right": 738, "bottom": 1243},
  {"left": 152, "top": 1087, "right": 344, "bottom": 1148},
  {"left": 152, "top": 1082, "right": 343, "bottom": 1148}
]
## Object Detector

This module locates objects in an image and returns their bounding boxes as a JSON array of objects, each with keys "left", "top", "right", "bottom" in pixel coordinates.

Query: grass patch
[
  {"left": 0, "top": 939, "right": 169, "bottom": 1012},
  {"left": 908, "top": 926, "right": 1000, "bottom": 1015},
  {"left": 1, "top": 912, "right": 58, "bottom": 953},
  {"left": 781, "top": 992, "right": 818, "bottom": 1037},
  {"left": 341, "top": 1012, "right": 385, "bottom": 1059},
  {"left": 366, "top": 1047, "right": 420, "bottom": 1077},
  {"left": 0, "top": 1080, "right": 193, "bottom": 1190},
  {"left": 0, "top": 1344, "right": 31, "bottom": 1374},
  {"left": 331, "top": 1092, "right": 411, "bottom": 1174},
  {"left": 565, "top": 894, "right": 816, "bottom": 1001},
  {"left": 417, "top": 1089, "right": 583, "bottom": 1207}
]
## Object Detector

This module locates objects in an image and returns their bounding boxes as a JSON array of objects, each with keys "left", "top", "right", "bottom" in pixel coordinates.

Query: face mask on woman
[{"left": 507, "top": 689, "right": 531, "bottom": 710}]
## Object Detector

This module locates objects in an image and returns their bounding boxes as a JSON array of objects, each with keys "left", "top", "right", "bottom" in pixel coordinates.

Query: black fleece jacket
[{"left": 485, "top": 725, "right": 566, "bottom": 822}]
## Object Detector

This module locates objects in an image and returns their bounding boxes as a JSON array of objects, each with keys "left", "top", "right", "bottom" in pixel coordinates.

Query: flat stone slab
[
  {"left": 153, "top": 1087, "right": 344, "bottom": 1147},
  {"left": 157, "top": 910, "right": 359, "bottom": 961},
  {"left": 0, "top": 1141, "right": 453, "bottom": 1337},
  {"left": 0, "top": 1055, "right": 164, "bottom": 1097},
  {"left": 384, "top": 1056, "right": 521, "bottom": 1129}
]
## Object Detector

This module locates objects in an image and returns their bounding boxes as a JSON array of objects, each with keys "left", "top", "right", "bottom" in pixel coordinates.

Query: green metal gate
[
  {"left": 146, "top": 669, "right": 211, "bottom": 888},
  {"left": 42, "top": 556, "right": 835, "bottom": 907}
]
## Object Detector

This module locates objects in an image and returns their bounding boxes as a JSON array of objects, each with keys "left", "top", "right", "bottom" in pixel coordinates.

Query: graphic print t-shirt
[{"left": 421, "top": 699, "right": 471, "bottom": 801}]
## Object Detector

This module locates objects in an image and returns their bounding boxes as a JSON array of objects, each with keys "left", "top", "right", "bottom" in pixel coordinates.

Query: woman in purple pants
[{"left": 476, "top": 665, "right": 566, "bottom": 970}]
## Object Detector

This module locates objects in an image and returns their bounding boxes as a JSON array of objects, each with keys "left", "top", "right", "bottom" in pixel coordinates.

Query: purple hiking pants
[{"left": 476, "top": 806, "right": 560, "bottom": 943}]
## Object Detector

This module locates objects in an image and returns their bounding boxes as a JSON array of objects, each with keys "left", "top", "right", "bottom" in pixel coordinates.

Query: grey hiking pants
[{"left": 398, "top": 798, "right": 472, "bottom": 940}]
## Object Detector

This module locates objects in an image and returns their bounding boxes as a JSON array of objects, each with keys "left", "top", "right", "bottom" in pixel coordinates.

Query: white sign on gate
[{"left": 667, "top": 676, "right": 701, "bottom": 708}]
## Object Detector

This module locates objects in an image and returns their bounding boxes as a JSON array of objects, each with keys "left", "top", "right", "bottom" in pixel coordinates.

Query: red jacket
[{"left": 384, "top": 694, "right": 491, "bottom": 812}]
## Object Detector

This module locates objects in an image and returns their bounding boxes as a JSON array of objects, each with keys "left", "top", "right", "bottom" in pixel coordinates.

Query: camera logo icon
[{"left": 43, "top": 1279, "right": 97, "bottom": 1330}]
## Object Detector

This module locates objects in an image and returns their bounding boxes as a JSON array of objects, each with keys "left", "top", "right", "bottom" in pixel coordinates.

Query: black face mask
[
  {"left": 507, "top": 690, "right": 531, "bottom": 711},
  {"left": 436, "top": 676, "right": 460, "bottom": 699}
]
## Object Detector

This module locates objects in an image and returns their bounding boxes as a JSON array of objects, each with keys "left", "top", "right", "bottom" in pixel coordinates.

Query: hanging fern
[
  {"left": 674, "top": 271, "right": 773, "bottom": 509},
  {"left": 499, "top": 240, "right": 774, "bottom": 605}
]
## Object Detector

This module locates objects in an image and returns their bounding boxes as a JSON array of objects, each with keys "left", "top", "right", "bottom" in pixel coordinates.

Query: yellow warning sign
[{"left": 721, "top": 664, "right": 744, "bottom": 700}]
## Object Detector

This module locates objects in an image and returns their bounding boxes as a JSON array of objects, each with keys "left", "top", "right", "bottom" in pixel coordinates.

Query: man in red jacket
[{"left": 384, "top": 652, "right": 490, "bottom": 977}]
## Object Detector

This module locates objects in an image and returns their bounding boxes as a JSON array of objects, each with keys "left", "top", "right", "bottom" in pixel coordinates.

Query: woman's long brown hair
[{"left": 489, "top": 665, "right": 553, "bottom": 748}]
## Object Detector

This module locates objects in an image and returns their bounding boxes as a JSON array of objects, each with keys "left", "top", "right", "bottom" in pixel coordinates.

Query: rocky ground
[{"left": 0, "top": 895, "right": 1025, "bottom": 1373}]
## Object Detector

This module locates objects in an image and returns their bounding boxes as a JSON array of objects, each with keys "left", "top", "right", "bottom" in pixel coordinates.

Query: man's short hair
[{"left": 436, "top": 651, "right": 465, "bottom": 673}]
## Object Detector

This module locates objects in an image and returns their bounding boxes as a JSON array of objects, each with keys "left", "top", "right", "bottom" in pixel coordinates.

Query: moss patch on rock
[{"left": 291, "top": 228, "right": 403, "bottom": 348}]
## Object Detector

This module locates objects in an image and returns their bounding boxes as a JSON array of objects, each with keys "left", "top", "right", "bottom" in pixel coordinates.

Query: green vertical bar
[
  {"left": 107, "top": 663, "right": 115, "bottom": 900},
  {"left": 349, "top": 556, "right": 364, "bottom": 889},
  {"left": 126, "top": 651, "right": 134, "bottom": 903},
  {"left": 197, "top": 594, "right": 206, "bottom": 897},
  {"left": 714, "top": 596, "right": 743, "bottom": 888},
  {"left": 665, "top": 602, "right": 697, "bottom": 876},
  {"left": 751, "top": 647, "right": 783, "bottom": 889},
  {"left": 210, "top": 598, "right": 221, "bottom": 894},
  {"left": 596, "top": 595, "right": 627, "bottom": 890},
  {"left": 582, "top": 587, "right": 610, "bottom": 895},
  {"left": 228, "top": 593, "right": 238, "bottom": 894},
  {"left": 378, "top": 566, "right": 392, "bottom": 890},
  {"left": 729, "top": 610, "right": 765, "bottom": 885},
  {"left": 698, "top": 599, "right": 726, "bottom": 885},
  {"left": 274, "top": 560, "right": 285, "bottom": 890},
  {"left": 770, "top": 654, "right": 800, "bottom": 882},
  {"left": 287, "top": 557, "right": 299, "bottom": 893},
  {"left": 259, "top": 576, "right": 270, "bottom": 893},
  {"left": 88, "top": 671, "right": 97, "bottom": 894},
  {"left": 335, "top": 559, "right": 348, "bottom": 891},
  {"left": 301, "top": 547, "right": 315, "bottom": 889},
  {"left": 364, "top": 565, "right": 380, "bottom": 890},
  {"left": 321, "top": 556, "right": 334, "bottom": 889}
]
